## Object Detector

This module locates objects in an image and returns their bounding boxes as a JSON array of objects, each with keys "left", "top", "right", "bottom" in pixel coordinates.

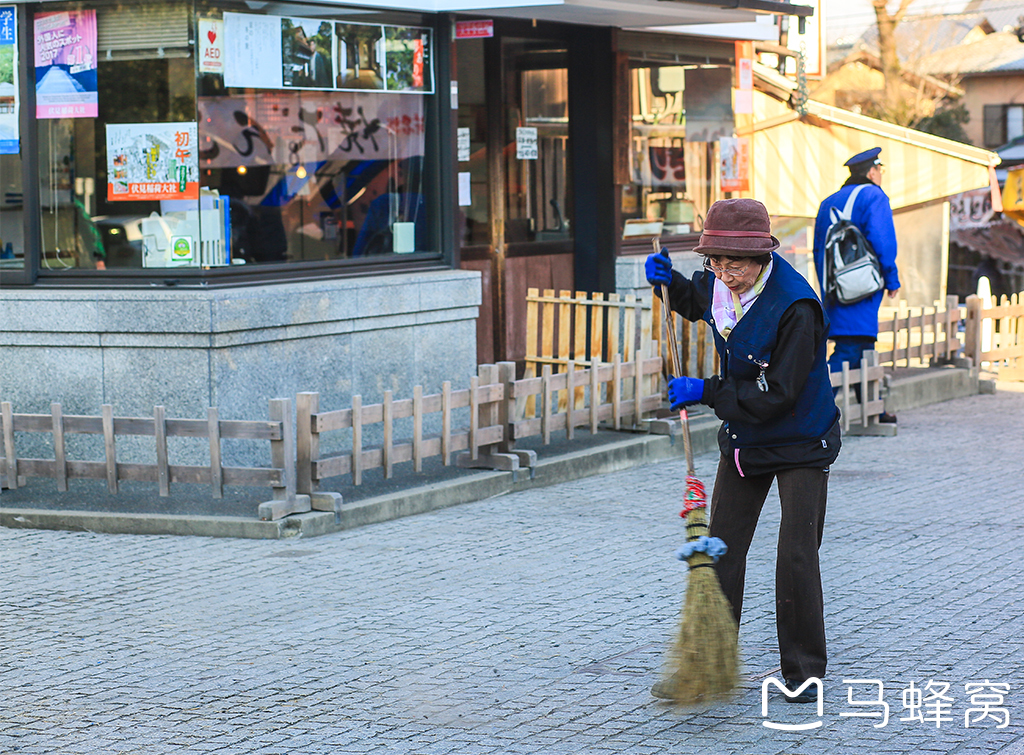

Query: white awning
[{"left": 749, "top": 89, "right": 999, "bottom": 218}]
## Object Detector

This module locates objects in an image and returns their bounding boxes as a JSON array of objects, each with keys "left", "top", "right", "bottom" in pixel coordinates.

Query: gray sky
[{"left": 824, "top": 0, "right": 969, "bottom": 43}]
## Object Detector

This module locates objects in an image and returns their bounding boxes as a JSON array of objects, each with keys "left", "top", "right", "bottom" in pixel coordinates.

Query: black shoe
[
  {"left": 878, "top": 412, "right": 898, "bottom": 424},
  {"left": 782, "top": 679, "right": 820, "bottom": 704}
]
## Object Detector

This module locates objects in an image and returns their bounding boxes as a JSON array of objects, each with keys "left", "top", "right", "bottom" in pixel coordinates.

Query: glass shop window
[
  {"left": 195, "top": 2, "right": 437, "bottom": 266},
  {"left": 622, "top": 63, "right": 736, "bottom": 241},
  {"left": 32, "top": 0, "right": 438, "bottom": 274}
]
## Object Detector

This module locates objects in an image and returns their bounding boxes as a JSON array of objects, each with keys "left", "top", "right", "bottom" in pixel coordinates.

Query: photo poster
[
  {"left": 33, "top": 9, "right": 98, "bottom": 119},
  {"left": 383, "top": 24, "right": 432, "bottom": 93},
  {"left": 719, "top": 136, "right": 749, "bottom": 193},
  {"left": 105, "top": 122, "right": 199, "bottom": 202},
  {"left": 684, "top": 67, "right": 733, "bottom": 143},
  {"left": 0, "top": 6, "right": 18, "bottom": 154},
  {"left": 222, "top": 12, "right": 432, "bottom": 95},
  {"left": 281, "top": 16, "right": 334, "bottom": 90}
]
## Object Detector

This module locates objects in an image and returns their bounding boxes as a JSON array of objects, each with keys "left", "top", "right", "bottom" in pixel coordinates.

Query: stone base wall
[{"left": 0, "top": 270, "right": 481, "bottom": 466}]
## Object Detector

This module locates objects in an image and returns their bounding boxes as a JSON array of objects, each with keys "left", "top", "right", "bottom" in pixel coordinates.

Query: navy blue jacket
[
  {"left": 665, "top": 253, "right": 840, "bottom": 474},
  {"left": 812, "top": 181, "right": 900, "bottom": 338}
]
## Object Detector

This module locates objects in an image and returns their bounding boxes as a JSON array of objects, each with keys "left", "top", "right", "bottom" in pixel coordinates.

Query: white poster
[
  {"left": 198, "top": 18, "right": 224, "bottom": 75},
  {"left": 458, "top": 171, "right": 471, "bottom": 206},
  {"left": 516, "top": 126, "right": 537, "bottom": 160},
  {"left": 457, "top": 127, "right": 470, "bottom": 162},
  {"left": 224, "top": 12, "right": 282, "bottom": 89}
]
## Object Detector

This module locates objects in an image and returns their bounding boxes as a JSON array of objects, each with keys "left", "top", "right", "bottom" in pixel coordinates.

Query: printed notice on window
[
  {"left": 224, "top": 12, "right": 283, "bottom": 89},
  {"left": 457, "top": 128, "right": 470, "bottom": 162},
  {"left": 516, "top": 127, "right": 537, "bottom": 160},
  {"left": 106, "top": 122, "right": 199, "bottom": 202}
]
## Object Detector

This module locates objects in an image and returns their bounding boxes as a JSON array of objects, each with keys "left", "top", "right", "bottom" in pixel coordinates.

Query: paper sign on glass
[
  {"left": 458, "top": 171, "right": 471, "bottom": 206},
  {"left": 516, "top": 127, "right": 538, "bottom": 160},
  {"left": 0, "top": 6, "right": 19, "bottom": 153},
  {"left": 106, "top": 122, "right": 199, "bottom": 202},
  {"left": 199, "top": 18, "right": 224, "bottom": 75},
  {"left": 34, "top": 9, "right": 98, "bottom": 119}
]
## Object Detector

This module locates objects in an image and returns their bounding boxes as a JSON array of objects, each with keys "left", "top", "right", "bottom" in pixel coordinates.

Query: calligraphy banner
[{"left": 197, "top": 92, "right": 425, "bottom": 169}]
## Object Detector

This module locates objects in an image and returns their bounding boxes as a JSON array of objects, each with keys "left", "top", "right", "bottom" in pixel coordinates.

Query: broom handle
[{"left": 655, "top": 243, "right": 696, "bottom": 478}]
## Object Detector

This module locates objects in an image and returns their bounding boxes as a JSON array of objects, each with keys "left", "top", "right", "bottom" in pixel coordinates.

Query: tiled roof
[
  {"left": 950, "top": 219, "right": 1024, "bottom": 265},
  {"left": 916, "top": 31, "right": 1024, "bottom": 75}
]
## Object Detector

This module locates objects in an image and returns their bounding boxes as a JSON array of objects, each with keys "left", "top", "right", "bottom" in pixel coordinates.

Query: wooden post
[
  {"left": 383, "top": 390, "right": 393, "bottom": 478},
  {"left": 441, "top": 382, "right": 451, "bottom": 466},
  {"left": 51, "top": 403, "right": 68, "bottom": 492},
  {"left": 351, "top": 395, "right": 363, "bottom": 485},
  {"left": 566, "top": 359, "right": 575, "bottom": 440},
  {"left": 207, "top": 407, "right": 222, "bottom": 499},
  {"left": 257, "top": 397, "right": 311, "bottom": 521},
  {"left": 154, "top": 405, "right": 169, "bottom": 497},
  {"left": 840, "top": 363, "right": 851, "bottom": 433},
  {"left": 541, "top": 363, "right": 552, "bottom": 444},
  {"left": 859, "top": 350, "right": 870, "bottom": 427},
  {"left": 1, "top": 401, "right": 17, "bottom": 490},
  {"left": 497, "top": 361, "right": 517, "bottom": 453},
  {"left": 295, "top": 392, "right": 318, "bottom": 495},
  {"left": 412, "top": 385, "right": 423, "bottom": 473},
  {"left": 102, "top": 404, "right": 118, "bottom": 494},
  {"left": 946, "top": 295, "right": 960, "bottom": 361},
  {"left": 590, "top": 358, "right": 600, "bottom": 434},
  {"left": 469, "top": 376, "right": 479, "bottom": 460},
  {"left": 612, "top": 354, "right": 622, "bottom": 431},
  {"left": 269, "top": 398, "right": 295, "bottom": 502},
  {"left": 965, "top": 294, "right": 982, "bottom": 367}
]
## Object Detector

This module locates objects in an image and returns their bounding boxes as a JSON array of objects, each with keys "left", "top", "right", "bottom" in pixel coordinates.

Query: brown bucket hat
[{"left": 692, "top": 198, "right": 781, "bottom": 257}]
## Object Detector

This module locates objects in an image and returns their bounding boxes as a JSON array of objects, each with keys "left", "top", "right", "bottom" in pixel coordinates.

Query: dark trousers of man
[
  {"left": 707, "top": 454, "right": 829, "bottom": 683},
  {"left": 828, "top": 336, "right": 876, "bottom": 400}
]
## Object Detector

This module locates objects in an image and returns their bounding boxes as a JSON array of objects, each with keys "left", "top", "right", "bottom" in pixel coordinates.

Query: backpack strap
[{"left": 839, "top": 183, "right": 867, "bottom": 220}]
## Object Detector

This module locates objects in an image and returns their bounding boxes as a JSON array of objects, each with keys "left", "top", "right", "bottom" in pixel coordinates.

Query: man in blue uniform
[
  {"left": 646, "top": 198, "right": 841, "bottom": 703},
  {"left": 812, "top": 147, "right": 901, "bottom": 422}
]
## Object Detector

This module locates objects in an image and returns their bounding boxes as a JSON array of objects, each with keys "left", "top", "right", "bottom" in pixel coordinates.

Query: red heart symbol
[{"left": 207, "top": 29, "right": 217, "bottom": 43}]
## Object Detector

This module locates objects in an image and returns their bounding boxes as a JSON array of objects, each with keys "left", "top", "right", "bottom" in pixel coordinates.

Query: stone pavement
[{"left": 1, "top": 389, "right": 1023, "bottom": 755}]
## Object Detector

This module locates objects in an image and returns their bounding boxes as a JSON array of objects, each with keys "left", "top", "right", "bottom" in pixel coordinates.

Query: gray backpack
[{"left": 823, "top": 185, "right": 884, "bottom": 305}]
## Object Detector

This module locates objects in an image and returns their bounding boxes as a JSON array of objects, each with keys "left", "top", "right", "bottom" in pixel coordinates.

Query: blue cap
[{"left": 844, "top": 147, "right": 882, "bottom": 168}]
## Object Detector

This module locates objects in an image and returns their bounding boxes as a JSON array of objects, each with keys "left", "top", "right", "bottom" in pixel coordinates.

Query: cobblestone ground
[{"left": 2, "top": 390, "right": 1023, "bottom": 755}]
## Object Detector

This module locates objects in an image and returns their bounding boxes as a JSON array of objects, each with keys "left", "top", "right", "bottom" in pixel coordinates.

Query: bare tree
[{"left": 872, "top": 0, "right": 918, "bottom": 118}]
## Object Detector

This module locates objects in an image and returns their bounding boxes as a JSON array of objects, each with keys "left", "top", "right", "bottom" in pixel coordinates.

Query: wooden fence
[
  {"left": 875, "top": 295, "right": 961, "bottom": 368},
  {"left": 964, "top": 292, "right": 1024, "bottom": 378},
  {"left": 299, "top": 355, "right": 664, "bottom": 493},
  {"left": 524, "top": 288, "right": 656, "bottom": 412},
  {"left": 830, "top": 350, "right": 892, "bottom": 435},
  {"left": 0, "top": 399, "right": 344, "bottom": 522}
]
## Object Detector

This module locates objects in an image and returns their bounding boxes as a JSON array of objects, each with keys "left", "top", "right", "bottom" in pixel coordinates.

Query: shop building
[{"left": 0, "top": 0, "right": 812, "bottom": 424}]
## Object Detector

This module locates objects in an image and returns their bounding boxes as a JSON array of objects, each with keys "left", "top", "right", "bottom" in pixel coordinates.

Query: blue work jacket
[{"left": 812, "top": 182, "right": 900, "bottom": 337}]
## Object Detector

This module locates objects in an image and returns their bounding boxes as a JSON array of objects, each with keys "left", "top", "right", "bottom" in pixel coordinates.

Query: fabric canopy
[{"left": 749, "top": 91, "right": 999, "bottom": 218}]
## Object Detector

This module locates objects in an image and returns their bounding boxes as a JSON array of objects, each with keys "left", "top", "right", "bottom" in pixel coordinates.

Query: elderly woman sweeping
[{"left": 646, "top": 198, "right": 841, "bottom": 704}]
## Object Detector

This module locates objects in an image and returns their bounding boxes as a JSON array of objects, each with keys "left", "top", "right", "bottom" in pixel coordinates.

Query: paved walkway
[{"left": 2, "top": 389, "right": 1023, "bottom": 755}]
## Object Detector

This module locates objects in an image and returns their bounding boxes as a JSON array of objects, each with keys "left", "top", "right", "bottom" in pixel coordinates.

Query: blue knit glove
[
  {"left": 668, "top": 376, "right": 704, "bottom": 410},
  {"left": 645, "top": 250, "right": 673, "bottom": 286}
]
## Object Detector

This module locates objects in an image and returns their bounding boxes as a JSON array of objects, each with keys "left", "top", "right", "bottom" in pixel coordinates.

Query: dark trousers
[{"left": 707, "top": 454, "right": 829, "bottom": 682}]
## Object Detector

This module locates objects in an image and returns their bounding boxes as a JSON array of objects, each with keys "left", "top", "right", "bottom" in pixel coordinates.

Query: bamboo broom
[{"left": 654, "top": 244, "right": 740, "bottom": 705}]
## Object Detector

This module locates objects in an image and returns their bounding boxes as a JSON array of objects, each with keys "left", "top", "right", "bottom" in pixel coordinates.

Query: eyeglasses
[{"left": 703, "top": 257, "right": 751, "bottom": 276}]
